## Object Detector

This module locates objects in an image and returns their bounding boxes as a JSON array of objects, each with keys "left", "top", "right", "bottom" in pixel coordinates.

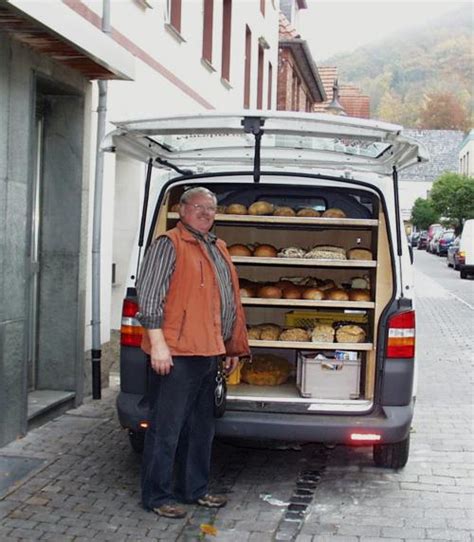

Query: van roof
[{"left": 103, "top": 111, "right": 429, "bottom": 176}]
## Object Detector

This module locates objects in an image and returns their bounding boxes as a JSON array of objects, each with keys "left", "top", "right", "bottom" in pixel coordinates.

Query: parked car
[
  {"left": 459, "top": 219, "right": 474, "bottom": 279},
  {"left": 447, "top": 236, "right": 461, "bottom": 269},
  {"left": 426, "top": 223, "right": 443, "bottom": 252},
  {"left": 108, "top": 112, "right": 426, "bottom": 469},
  {"left": 436, "top": 230, "right": 455, "bottom": 256},
  {"left": 417, "top": 231, "right": 429, "bottom": 250},
  {"left": 429, "top": 229, "right": 444, "bottom": 254},
  {"left": 409, "top": 232, "right": 420, "bottom": 247}
]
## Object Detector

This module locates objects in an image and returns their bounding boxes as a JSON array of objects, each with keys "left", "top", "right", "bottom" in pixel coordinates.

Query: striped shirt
[{"left": 136, "top": 224, "right": 236, "bottom": 341}]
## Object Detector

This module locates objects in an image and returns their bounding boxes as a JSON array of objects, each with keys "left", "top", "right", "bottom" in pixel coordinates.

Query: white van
[
  {"left": 459, "top": 219, "right": 474, "bottom": 279},
  {"left": 105, "top": 112, "right": 427, "bottom": 469}
]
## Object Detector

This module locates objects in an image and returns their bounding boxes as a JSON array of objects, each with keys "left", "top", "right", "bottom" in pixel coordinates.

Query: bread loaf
[
  {"left": 335, "top": 325, "right": 366, "bottom": 343},
  {"left": 279, "top": 328, "right": 309, "bottom": 342},
  {"left": 253, "top": 244, "right": 278, "bottom": 257},
  {"left": 302, "top": 287, "right": 324, "bottom": 300},
  {"left": 247, "top": 327, "right": 262, "bottom": 340},
  {"left": 351, "top": 276, "right": 370, "bottom": 289},
  {"left": 348, "top": 289, "right": 371, "bottom": 301},
  {"left": 311, "top": 324, "right": 335, "bottom": 343},
  {"left": 225, "top": 203, "right": 248, "bottom": 215},
  {"left": 273, "top": 206, "right": 296, "bottom": 217},
  {"left": 305, "top": 245, "right": 347, "bottom": 260},
  {"left": 324, "top": 288, "right": 350, "bottom": 301},
  {"left": 240, "top": 354, "right": 291, "bottom": 386},
  {"left": 248, "top": 201, "right": 274, "bottom": 215},
  {"left": 296, "top": 208, "right": 320, "bottom": 217},
  {"left": 322, "top": 208, "right": 346, "bottom": 218},
  {"left": 282, "top": 286, "right": 302, "bottom": 299},
  {"left": 318, "top": 279, "right": 336, "bottom": 291},
  {"left": 277, "top": 247, "right": 306, "bottom": 258},
  {"left": 240, "top": 286, "right": 256, "bottom": 298},
  {"left": 257, "top": 285, "right": 283, "bottom": 299},
  {"left": 228, "top": 244, "right": 252, "bottom": 256},
  {"left": 347, "top": 248, "right": 373, "bottom": 260}
]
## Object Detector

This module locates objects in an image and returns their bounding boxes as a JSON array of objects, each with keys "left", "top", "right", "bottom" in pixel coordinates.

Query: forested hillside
[{"left": 326, "top": 5, "right": 472, "bottom": 129}]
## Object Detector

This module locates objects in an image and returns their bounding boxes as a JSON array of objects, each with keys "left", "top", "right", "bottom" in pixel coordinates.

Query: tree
[
  {"left": 429, "top": 173, "right": 474, "bottom": 233},
  {"left": 410, "top": 197, "right": 440, "bottom": 230},
  {"left": 417, "top": 92, "right": 469, "bottom": 131}
]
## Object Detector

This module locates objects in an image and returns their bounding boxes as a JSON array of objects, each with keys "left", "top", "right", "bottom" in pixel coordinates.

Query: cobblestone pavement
[{"left": 0, "top": 252, "right": 472, "bottom": 542}]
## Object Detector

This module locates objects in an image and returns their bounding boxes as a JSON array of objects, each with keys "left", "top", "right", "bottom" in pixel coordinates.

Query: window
[
  {"left": 202, "top": 0, "right": 214, "bottom": 64},
  {"left": 260, "top": 0, "right": 265, "bottom": 16},
  {"left": 221, "top": 0, "right": 232, "bottom": 81},
  {"left": 257, "top": 45, "right": 264, "bottom": 109},
  {"left": 168, "top": 0, "right": 182, "bottom": 33},
  {"left": 267, "top": 62, "right": 272, "bottom": 109},
  {"left": 243, "top": 25, "right": 251, "bottom": 108}
]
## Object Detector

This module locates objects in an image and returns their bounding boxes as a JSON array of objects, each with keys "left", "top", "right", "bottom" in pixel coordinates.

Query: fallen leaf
[{"left": 200, "top": 523, "right": 218, "bottom": 536}]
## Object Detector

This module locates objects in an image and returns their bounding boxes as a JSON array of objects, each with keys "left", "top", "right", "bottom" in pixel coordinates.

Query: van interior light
[
  {"left": 139, "top": 421, "right": 149, "bottom": 429},
  {"left": 350, "top": 433, "right": 381, "bottom": 442}
]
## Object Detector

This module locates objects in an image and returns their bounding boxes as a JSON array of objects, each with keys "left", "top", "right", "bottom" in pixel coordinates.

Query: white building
[{"left": 459, "top": 129, "right": 473, "bottom": 176}]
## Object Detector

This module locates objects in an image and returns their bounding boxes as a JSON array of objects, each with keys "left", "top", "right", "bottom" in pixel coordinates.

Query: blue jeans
[{"left": 141, "top": 356, "right": 218, "bottom": 509}]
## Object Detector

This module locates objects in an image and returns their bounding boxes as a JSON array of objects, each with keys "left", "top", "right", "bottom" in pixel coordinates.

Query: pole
[{"left": 91, "top": 0, "right": 111, "bottom": 399}]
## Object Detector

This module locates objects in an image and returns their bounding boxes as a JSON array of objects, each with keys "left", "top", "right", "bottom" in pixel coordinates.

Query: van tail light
[
  {"left": 121, "top": 299, "right": 143, "bottom": 347},
  {"left": 458, "top": 250, "right": 466, "bottom": 263},
  {"left": 387, "top": 310, "right": 415, "bottom": 358}
]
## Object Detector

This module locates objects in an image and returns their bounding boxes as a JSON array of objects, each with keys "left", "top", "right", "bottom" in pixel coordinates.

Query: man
[{"left": 136, "top": 186, "right": 249, "bottom": 519}]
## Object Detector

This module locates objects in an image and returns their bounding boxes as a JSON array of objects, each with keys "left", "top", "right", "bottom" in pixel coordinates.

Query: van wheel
[
  {"left": 373, "top": 435, "right": 410, "bottom": 469},
  {"left": 460, "top": 269, "right": 467, "bottom": 279},
  {"left": 128, "top": 430, "right": 145, "bottom": 453}
]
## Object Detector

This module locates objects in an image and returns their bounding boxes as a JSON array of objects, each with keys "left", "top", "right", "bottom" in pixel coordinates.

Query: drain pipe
[{"left": 91, "top": 0, "right": 111, "bottom": 399}]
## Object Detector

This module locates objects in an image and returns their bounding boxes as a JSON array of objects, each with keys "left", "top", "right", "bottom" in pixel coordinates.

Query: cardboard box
[{"left": 296, "top": 351, "right": 361, "bottom": 399}]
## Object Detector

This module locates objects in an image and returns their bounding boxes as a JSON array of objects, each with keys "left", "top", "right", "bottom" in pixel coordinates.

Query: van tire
[
  {"left": 373, "top": 435, "right": 410, "bottom": 469},
  {"left": 129, "top": 430, "right": 145, "bottom": 453},
  {"left": 460, "top": 269, "right": 468, "bottom": 279}
]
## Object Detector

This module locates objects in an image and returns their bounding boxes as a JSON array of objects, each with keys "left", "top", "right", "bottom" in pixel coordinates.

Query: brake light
[
  {"left": 121, "top": 299, "right": 143, "bottom": 347},
  {"left": 387, "top": 310, "right": 415, "bottom": 358}
]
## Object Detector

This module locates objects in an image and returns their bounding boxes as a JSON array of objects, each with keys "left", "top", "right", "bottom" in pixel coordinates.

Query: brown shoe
[
  {"left": 196, "top": 494, "right": 227, "bottom": 508},
  {"left": 153, "top": 504, "right": 187, "bottom": 519}
]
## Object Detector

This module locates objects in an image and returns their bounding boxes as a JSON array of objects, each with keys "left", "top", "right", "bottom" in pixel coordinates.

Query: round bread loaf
[
  {"left": 279, "top": 328, "right": 309, "bottom": 342},
  {"left": 228, "top": 244, "right": 252, "bottom": 256},
  {"left": 324, "top": 288, "right": 350, "bottom": 301},
  {"left": 311, "top": 324, "right": 335, "bottom": 343},
  {"left": 275, "top": 279, "right": 296, "bottom": 290},
  {"left": 283, "top": 286, "right": 301, "bottom": 299},
  {"left": 225, "top": 203, "right": 248, "bottom": 215},
  {"left": 240, "top": 354, "right": 291, "bottom": 386},
  {"left": 240, "top": 286, "right": 256, "bottom": 298},
  {"left": 349, "top": 289, "right": 371, "bottom": 301},
  {"left": 247, "top": 326, "right": 262, "bottom": 340},
  {"left": 322, "top": 208, "right": 346, "bottom": 218},
  {"left": 318, "top": 279, "right": 336, "bottom": 291},
  {"left": 257, "top": 285, "right": 283, "bottom": 299},
  {"left": 335, "top": 325, "right": 366, "bottom": 343},
  {"left": 260, "top": 326, "right": 281, "bottom": 340},
  {"left": 347, "top": 247, "right": 373, "bottom": 260},
  {"left": 273, "top": 206, "right": 296, "bottom": 217},
  {"left": 253, "top": 244, "right": 278, "bottom": 257},
  {"left": 248, "top": 201, "right": 274, "bottom": 215},
  {"left": 296, "top": 208, "right": 320, "bottom": 217},
  {"left": 302, "top": 287, "right": 324, "bottom": 300}
]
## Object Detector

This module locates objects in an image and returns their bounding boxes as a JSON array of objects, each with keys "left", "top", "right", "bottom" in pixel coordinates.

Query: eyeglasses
[{"left": 185, "top": 203, "right": 217, "bottom": 213}]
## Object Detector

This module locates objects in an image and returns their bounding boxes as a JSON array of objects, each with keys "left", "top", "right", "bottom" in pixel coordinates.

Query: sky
[{"left": 299, "top": 0, "right": 471, "bottom": 62}]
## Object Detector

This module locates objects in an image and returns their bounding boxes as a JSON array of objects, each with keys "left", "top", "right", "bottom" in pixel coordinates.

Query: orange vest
[{"left": 141, "top": 222, "right": 250, "bottom": 357}]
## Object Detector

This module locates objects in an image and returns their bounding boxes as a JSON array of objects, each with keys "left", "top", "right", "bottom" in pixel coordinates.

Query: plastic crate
[
  {"left": 285, "top": 310, "right": 367, "bottom": 328},
  {"left": 296, "top": 351, "right": 361, "bottom": 399}
]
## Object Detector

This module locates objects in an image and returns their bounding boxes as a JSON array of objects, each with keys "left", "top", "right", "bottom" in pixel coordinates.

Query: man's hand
[
  {"left": 148, "top": 329, "right": 173, "bottom": 375},
  {"left": 224, "top": 356, "right": 240, "bottom": 375}
]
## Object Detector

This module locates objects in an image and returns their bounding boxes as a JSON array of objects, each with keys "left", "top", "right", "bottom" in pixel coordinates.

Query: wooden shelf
[
  {"left": 167, "top": 212, "right": 378, "bottom": 228},
  {"left": 232, "top": 256, "right": 376, "bottom": 268},
  {"left": 242, "top": 298, "right": 374, "bottom": 309},
  {"left": 249, "top": 340, "right": 373, "bottom": 351}
]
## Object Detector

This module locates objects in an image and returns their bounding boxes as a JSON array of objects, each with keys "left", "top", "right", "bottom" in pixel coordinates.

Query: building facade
[
  {"left": 459, "top": 130, "right": 473, "bottom": 176},
  {"left": 0, "top": 0, "right": 134, "bottom": 446}
]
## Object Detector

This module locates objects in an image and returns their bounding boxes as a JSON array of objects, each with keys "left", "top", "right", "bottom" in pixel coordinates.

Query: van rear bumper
[{"left": 117, "top": 391, "right": 413, "bottom": 444}]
